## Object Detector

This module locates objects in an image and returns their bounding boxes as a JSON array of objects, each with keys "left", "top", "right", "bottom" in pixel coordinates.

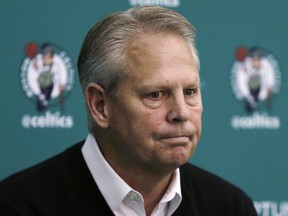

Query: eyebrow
[{"left": 134, "top": 77, "right": 200, "bottom": 93}]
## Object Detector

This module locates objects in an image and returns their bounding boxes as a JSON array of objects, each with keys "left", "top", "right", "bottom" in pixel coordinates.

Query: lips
[
  {"left": 154, "top": 127, "right": 195, "bottom": 145},
  {"left": 159, "top": 136, "right": 190, "bottom": 145},
  {"left": 155, "top": 131, "right": 193, "bottom": 145}
]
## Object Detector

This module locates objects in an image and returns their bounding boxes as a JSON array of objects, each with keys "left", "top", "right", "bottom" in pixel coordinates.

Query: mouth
[
  {"left": 158, "top": 135, "right": 191, "bottom": 145},
  {"left": 155, "top": 129, "right": 195, "bottom": 146}
]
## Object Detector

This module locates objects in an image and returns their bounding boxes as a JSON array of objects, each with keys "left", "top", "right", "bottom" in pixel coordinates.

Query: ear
[{"left": 85, "top": 83, "right": 109, "bottom": 128}]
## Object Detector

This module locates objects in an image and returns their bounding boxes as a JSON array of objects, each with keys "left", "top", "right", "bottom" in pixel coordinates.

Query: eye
[
  {"left": 147, "top": 92, "right": 161, "bottom": 99},
  {"left": 146, "top": 91, "right": 168, "bottom": 100},
  {"left": 184, "top": 88, "right": 200, "bottom": 106},
  {"left": 184, "top": 88, "right": 197, "bottom": 96},
  {"left": 142, "top": 91, "right": 167, "bottom": 108}
]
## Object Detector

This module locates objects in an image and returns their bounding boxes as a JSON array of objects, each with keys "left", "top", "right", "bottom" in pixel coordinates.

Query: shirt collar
[
  {"left": 161, "top": 168, "right": 182, "bottom": 215},
  {"left": 81, "top": 133, "right": 182, "bottom": 213},
  {"left": 82, "top": 134, "right": 131, "bottom": 211}
]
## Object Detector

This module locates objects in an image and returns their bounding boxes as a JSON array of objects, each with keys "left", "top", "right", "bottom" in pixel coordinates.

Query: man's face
[
  {"left": 43, "top": 52, "right": 53, "bottom": 65},
  {"left": 105, "top": 33, "right": 203, "bottom": 172}
]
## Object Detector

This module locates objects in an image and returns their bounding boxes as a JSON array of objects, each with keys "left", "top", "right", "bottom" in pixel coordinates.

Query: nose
[{"left": 166, "top": 93, "right": 190, "bottom": 123}]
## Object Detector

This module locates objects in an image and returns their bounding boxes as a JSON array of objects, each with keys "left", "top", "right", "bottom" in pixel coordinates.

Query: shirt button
[{"left": 129, "top": 191, "right": 137, "bottom": 200}]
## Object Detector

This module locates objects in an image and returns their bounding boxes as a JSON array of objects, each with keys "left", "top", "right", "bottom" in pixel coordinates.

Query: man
[{"left": 0, "top": 6, "right": 257, "bottom": 216}]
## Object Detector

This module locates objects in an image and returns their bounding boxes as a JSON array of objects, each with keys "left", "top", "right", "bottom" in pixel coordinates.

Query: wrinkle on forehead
[{"left": 125, "top": 33, "right": 197, "bottom": 74}]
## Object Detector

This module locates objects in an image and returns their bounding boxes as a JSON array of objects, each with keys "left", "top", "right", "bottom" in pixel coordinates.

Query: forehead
[
  {"left": 123, "top": 33, "right": 199, "bottom": 83},
  {"left": 127, "top": 33, "right": 195, "bottom": 65}
]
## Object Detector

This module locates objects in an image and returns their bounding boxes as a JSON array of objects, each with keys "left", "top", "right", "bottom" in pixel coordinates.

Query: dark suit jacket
[{"left": 0, "top": 141, "right": 257, "bottom": 215}]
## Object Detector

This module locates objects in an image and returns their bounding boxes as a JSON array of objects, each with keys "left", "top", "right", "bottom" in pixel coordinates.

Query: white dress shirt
[{"left": 82, "top": 134, "right": 182, "bottom": 216}]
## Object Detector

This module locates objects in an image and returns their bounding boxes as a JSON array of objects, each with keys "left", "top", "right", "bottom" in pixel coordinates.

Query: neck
[
  {"left": 108, "top": 156, "right": 175, "bottom": 215},
  {"left": 94, "top": 131, "right": 176, "bottom": 215},
  {"left": 120, "top": 167, "right": 174, "bottom": 215}
]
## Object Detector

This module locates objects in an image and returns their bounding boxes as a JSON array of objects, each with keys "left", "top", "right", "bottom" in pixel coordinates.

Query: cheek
[
  {"left": 109, "top": 102, "right": 163, "bottom": 134},
  {"left": 136, "top": 110, "right": 164, "bottom": 134}
]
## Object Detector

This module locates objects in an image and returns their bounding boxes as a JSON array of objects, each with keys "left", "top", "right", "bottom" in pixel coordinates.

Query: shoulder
[
  {"left": 0, "top": 140, "right": 114, "bottom": 215},
  {"left": 180, "top": 163, "right": 249, "bottom": 197},
  {"left": 180, "top": 163, "right": 241, "bottom": 191},
  {"left": 178, "top": 163, "right": 257, "bottom": 215},
  {"left": 0, "top": 142, "right": 85, "bottom": 215},
  {"left": 0, "top": 141, "right": 86, "bottom": 214},
  {"left": 0, "top": 141, "right": 85, "bottom": 187}
]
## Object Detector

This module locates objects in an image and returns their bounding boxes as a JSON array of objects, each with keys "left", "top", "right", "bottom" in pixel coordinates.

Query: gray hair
[{"left": 77, "top": 6, "right": 200, "bottom": 131}]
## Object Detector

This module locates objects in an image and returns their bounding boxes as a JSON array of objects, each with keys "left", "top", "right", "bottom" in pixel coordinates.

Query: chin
[
  {"left": 165, "top": 152, "right": 190, "bottom": 168},
  {"left": 149, "top": 157, "right": 187, "bottom": 175}
]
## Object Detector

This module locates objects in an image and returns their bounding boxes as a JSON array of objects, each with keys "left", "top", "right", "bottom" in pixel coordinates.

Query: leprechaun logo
[
  {"left": 20, "top": 42, "right": 75, "bottom": 128},
  {"left": 230, "top": 46, "right": 282, "bottom": 129},
  {"left": 20, "top": 42, "right": 75, "bottom": 111}
]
